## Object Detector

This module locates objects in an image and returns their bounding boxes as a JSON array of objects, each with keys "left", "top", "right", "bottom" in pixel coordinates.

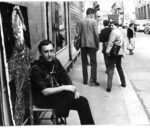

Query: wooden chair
[{"left": 29, "top": 84, "right": 58, "bottom": 125}]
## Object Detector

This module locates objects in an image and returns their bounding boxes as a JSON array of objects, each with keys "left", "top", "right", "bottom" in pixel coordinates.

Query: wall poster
[{"left": 0, "top": 2, "right": 31, "bottom": 125}]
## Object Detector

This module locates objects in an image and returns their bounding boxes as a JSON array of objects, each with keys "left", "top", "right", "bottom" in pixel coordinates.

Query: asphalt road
[{"left": 122, "top": 28, "right": 150, "bottom": 121}]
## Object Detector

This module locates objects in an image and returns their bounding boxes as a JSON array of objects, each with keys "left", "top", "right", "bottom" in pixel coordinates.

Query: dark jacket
[
  {"left": 127, "top": 27, "right": 134, "bottom": 39},
  {"left": 99, "top": 27, "right": 111, "bottom": 43},
  {"left": 30, "top": 56, "right": 73, "bottom": 104},
  {"left": 99, "top": 27, "right": 111, "bottom": 53}
]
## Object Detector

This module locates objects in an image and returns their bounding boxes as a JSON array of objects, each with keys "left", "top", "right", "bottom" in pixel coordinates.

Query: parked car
[
  {"left": 135, "top": 23, "right": 145, "bottom": 32},
  {"left": 144, "top": 23, "right": 150, "bottom": 34},
  {"left": 135, "top": 20, "right": 147, "bottom": 32},
  {"left": 122, "top": 22, "right": 129, "bottom": 29}
]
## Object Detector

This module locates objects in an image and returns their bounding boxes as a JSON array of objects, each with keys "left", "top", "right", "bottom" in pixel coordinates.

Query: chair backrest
[{"left": 29, "top": 66, "right": 57, "bottom": 125}]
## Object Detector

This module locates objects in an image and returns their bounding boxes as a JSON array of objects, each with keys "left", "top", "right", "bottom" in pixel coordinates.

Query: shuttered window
[{"left": 69, "top": 2, "right": 83, "bottom": 41}]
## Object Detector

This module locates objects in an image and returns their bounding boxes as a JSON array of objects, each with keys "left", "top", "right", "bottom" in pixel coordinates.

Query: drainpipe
[
  {"left": 46, "top": 2, "right": 49, "bottom": 40},
  {"left": 67, "top": 2, "right": 72, "bottom": 61}
]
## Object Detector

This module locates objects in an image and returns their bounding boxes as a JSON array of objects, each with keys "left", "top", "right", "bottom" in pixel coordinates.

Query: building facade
[
  {"left": 9, "top": 1, "right": 83, "bottom": 67},
  {"left": 135, "top": 0, "right": 150, "bottom": 20},
  {"left": 0, "top": 1, "right": 83, "bottom": 125}
]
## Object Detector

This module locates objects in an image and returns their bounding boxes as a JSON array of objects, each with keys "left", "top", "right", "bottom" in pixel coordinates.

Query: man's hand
[
  {"left": 74, "top": 91, "right": 80, "bottom": 99},
  {"left": 63, "top": 85, "right": 77, "bottom": 93},
  {"left": 63, "top": 85, "right": 80, "bottom": 99}
]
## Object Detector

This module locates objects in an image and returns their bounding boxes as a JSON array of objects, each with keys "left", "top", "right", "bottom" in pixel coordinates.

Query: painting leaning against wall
[{"left": 0, "top": 2, "right": 31, "bottom": 125}]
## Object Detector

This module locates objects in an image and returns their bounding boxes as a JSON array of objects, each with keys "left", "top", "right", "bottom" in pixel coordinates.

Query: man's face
[
  {"left": 131, "top": 24, "right": 134, "bottom": 28},
  {"left": 90, "top": 14, "right": 94, "bottom": 18},
  {"left": 41, "top": 44, "right": 55, "bottom": 62},
  {"left": 110, "top": 23, "right": 116, "bottom": 29}
]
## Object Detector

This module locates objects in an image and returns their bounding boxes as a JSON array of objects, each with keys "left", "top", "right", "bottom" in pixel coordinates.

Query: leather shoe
[
  {"left": 106, "top": 87, "right": 111, "bottom": 92},
  {"left": 129, "top": 52, "right": 134, "bottom": 55},
  {"left": 121, "top": 83, "right": 126, "bottom": 87},
  {"left": 83, "top": 81, "right": 87, "bottom": 85},
  {"left": 90, "top": 80, "right": 100, "bottom": 86}
]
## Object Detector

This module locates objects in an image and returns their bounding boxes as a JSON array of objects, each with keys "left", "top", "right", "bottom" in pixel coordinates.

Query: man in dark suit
[
  {"left": 77, "top": 8, "right": 100, "bottom": 86},
  {"left": 99, "top": 20, "right": 112, "bottom": 73}
]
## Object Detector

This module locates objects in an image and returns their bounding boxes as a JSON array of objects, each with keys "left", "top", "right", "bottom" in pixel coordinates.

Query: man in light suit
[{"left": 77, "top": 8, "right": 100, "bottom": 86}]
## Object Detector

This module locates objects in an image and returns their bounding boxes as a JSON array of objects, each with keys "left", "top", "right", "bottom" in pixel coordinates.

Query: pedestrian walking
[
  {"left": 30, "top": 40, "right": 95, "bottom": 125},
  {"left": 77, "top": 8, "right": 100, "bottom": 86},
  {"left": 106, "top": 21, "right": 126, "bottom": 92},
  {"left": 127, "top": 23, "right": 136, "bottom": 55},
  {"left": 99, "top": 20, "right": 112, "bottom": 73}
]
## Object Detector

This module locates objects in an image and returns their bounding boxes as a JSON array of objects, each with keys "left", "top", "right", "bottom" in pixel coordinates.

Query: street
[
  {"left": 37, "top": 28, "right": 150, "bottom": 126},
  {"left": 65, "top": 28, "right": 150, "bottom": 125},
  {"left": 67, "top": 28, "right": 150, "bottom": 125},
  {"left": 122, "top": 29, "right": 150, "bottom": 121}
]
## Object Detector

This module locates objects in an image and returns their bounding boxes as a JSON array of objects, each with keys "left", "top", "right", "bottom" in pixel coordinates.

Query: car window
[{"left": 145, "top": 23, "right": 150, "bottom": 26}]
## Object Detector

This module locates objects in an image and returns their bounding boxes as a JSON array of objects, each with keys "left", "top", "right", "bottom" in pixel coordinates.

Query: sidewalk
[{"left": 67, "top": 49, "right": 150, "bottom": 125}]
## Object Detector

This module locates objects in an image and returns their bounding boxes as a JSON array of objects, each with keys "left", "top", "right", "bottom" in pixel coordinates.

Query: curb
[{"left": 115, "top": 66, "right": 150, "bottom": 125}]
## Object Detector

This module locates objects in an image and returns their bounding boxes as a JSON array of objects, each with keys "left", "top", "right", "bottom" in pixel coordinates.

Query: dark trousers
[
  {"left": 107, "top": 55, "right": 126, "bottom": 88},
  {"left": 81, "top": 48, "right": 97, "bottom": 83},
  {"left": 34, "top": 91, "right": 94, "bottom": 125},
  {"left": 103, "top": 53, "right": 109, "bottom": 71}
]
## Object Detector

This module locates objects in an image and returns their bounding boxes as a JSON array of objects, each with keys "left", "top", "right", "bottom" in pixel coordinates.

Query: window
[
  {"left": 141, "top": 7, "right": 143, "bottom": 19},
  {"left": 147, "top": 4, "right": 150, "bottom": 19},
  {"left": 144, "top": 6, "right": 146, "bottom": 19},
  {"left": 56, "top": 2, "right": 67, "bottom": 52}
]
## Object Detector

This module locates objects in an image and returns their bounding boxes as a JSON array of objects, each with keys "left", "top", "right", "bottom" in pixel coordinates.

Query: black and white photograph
[{"left": 0, "top": 0, "right": 150, "bottom": 127}]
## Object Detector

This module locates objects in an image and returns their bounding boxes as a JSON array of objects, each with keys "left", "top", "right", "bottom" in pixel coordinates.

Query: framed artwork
[{"left": 0, "top": 2, "right": 31, "bottom": 125}]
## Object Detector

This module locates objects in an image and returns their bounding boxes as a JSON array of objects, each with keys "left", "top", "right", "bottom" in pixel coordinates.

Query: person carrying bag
[
  {"left": 106, "top": 21, "right": 126, "bottom": 92},
  {"left": 127, "top": 23, "right": 136, "bottom": 55},
  {"left": 127, "top": 38, "right": 135, "bottom": 53},
  {"left": 110, "top": 43, "right": 121, "bottom": 57}
]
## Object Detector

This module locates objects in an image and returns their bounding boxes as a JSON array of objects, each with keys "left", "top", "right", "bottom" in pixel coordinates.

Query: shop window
[
  {"left": 148, "top": 4, "right": 150, "bottom": 19},
  {"left": 56, "top": 2, "right": 67, "bottom": 52}
]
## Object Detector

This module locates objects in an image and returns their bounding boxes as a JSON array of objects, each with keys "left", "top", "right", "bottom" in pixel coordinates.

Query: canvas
[{"left": 0, "top": 2, "right": 31, "bottom": 125}]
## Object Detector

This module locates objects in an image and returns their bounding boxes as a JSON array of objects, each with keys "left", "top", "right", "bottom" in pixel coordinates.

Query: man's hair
[
  {"left": 129, "top": 23, "right": 134, "bottom": 27},
  {"left": 86, "top": 8, "right": 95, "bottom": 15},
  {"left": 103, "top": 20, "right": 109, "bottom": 27},
  {"left": 110, "top": 21, "right": 119, "bottom": 26},
  {"left": 38, "top": 40, "right": 53, "bottom": 53}
]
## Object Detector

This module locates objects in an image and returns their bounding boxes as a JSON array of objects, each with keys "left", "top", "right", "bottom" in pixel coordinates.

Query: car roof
[{"left": 135, "top": 20, "right": 147, "bottom": 24}]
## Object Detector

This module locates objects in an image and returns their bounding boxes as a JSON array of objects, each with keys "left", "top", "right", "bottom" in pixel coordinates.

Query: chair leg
[
  {"left": 50, "top": 111, "right": 67, "bottom": 125},
  {"left": 56, "top": 117, "right": 67, "bottom": 125},
  {"left": 51, "top": 109, "right": 57, "bottom": 125},
  {"left": 64, "top": 118, "right": 67, "bottom": 124},
  {"left": 30, "top": 112, "right": 34, "bottom": 125}
]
